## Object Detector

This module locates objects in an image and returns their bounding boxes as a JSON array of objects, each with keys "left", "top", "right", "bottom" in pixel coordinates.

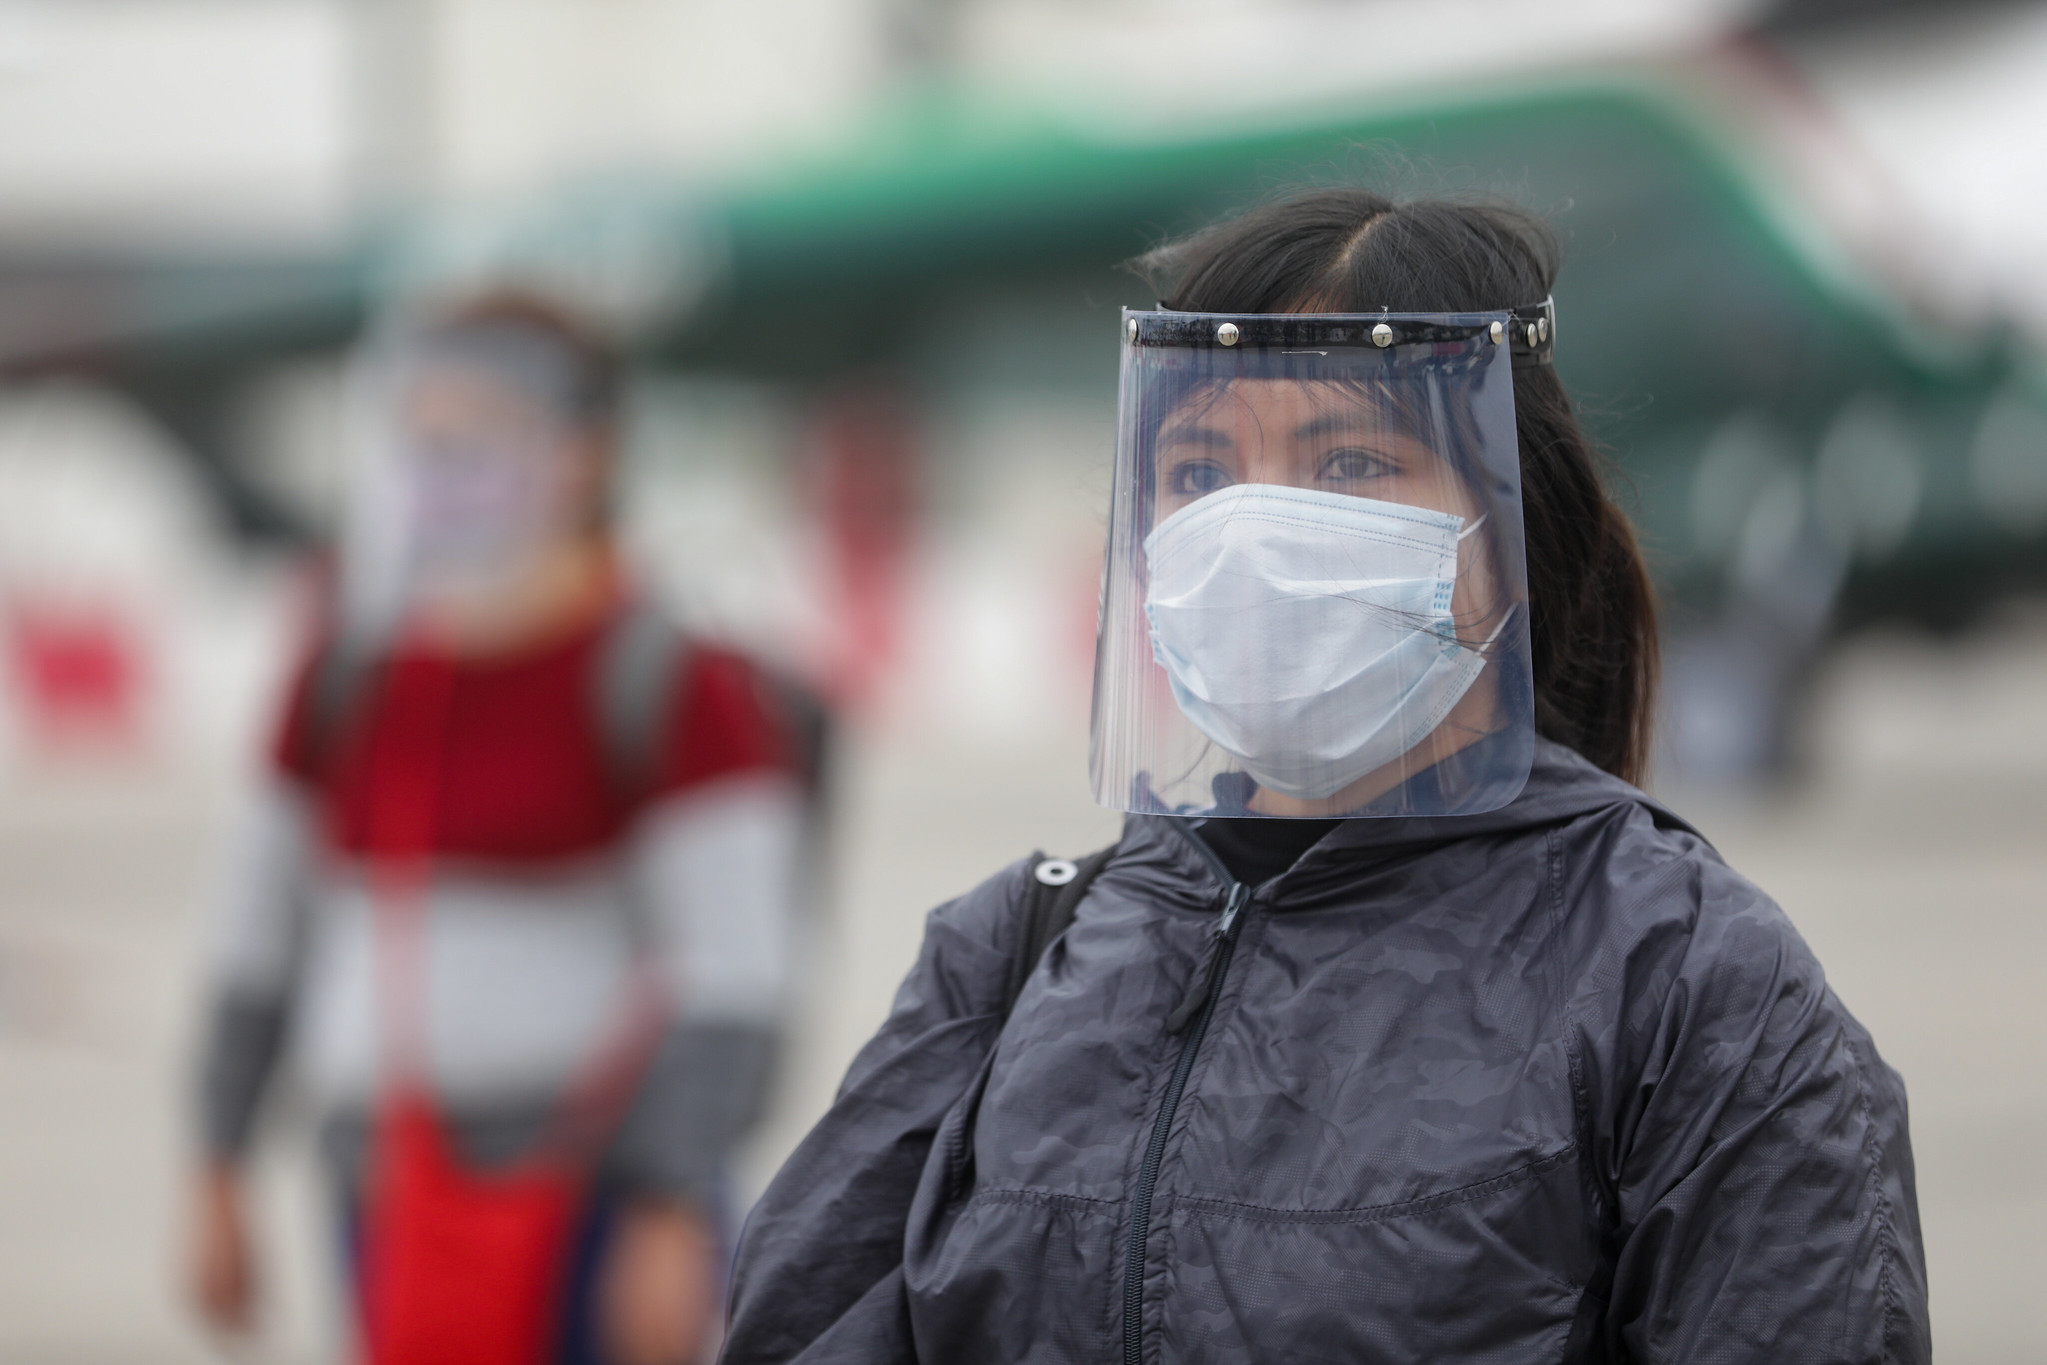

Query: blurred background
[{"left": 1, "top": 0, "right": 2043, "bottom": 1359}]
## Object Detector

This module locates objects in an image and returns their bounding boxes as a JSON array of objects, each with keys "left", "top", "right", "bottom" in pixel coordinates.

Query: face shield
[
  {"left": 1090, "top": 305, "right": 1550, "bottom": 819},
  {"left": 339, "top": 323, "right": 606, "bottom": 640}
]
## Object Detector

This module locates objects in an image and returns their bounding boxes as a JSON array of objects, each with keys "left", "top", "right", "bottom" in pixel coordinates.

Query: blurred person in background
[
  {"left": 725, "top": 192, "right": 1927, "bottom": 1363},
  {"left": 184, "top": 294, "right": 809, "bottom": 1365}
]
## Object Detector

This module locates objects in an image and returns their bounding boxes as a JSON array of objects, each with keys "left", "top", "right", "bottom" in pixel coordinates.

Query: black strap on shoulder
[
  {"left": 595, "top": 599, "right": 835, "bottom": 812},
  {"left": 302, "top": 599, "right": 817, "bottom": 816},
  {"left": 296, "top": 600, "right": 696, "bottom": 803},
  {"left": 999, "top": 842, "right": 1119, "bottom": 1019},
  {"left": 766, "top": 673, "right": 833, "bottom": 806},
  {"left": 593, "top": 597, "right": 691, "bottom": 804},
  {"left": 302, "top": 631, "right": 379, "bottom": 777}
]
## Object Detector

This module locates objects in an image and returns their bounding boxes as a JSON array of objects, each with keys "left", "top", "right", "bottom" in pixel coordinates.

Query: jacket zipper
[{"left": 1122, "top": 831, "right": 1249, "bottom": 1365}]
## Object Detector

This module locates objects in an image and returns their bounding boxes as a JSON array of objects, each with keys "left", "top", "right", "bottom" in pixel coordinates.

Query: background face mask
[
  {"left": 1142, "top": 483, "right": 1493, "bottom": 801},
  {"left": 402, "top": 437, "right": 569, "bottom": 579},
  {"left": 387, "top": 361, "right": 586, "bottom": 597}
]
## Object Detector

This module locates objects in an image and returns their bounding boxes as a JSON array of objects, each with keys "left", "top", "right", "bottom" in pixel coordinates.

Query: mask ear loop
[
  {"left": 1450, "top": 512, "right": 1511, "bottom": 654},
  {"left": 1472, "top": 605, "right": 1513, "bottom": 651}
]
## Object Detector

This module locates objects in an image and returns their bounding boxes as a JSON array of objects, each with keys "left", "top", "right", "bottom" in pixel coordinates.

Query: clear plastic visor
[
  {"left": 1089, "top": 310, "right": 1534, "bottom": 818},
  {"left": 335, "top": 333, "right": 598, "bottom": 641}
]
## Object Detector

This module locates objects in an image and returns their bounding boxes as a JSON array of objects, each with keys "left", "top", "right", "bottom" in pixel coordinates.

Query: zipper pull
[{"left": 1166, "top": 883, "right": 1248, "bottom": 1034}]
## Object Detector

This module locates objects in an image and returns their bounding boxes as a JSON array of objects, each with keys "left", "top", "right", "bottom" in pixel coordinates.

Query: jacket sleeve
[
  {"left": 1587, "top": 855, "right": 1929, "bottom": 1363},
  {"left": 720, "top": 859, "right": 1030, "bottom": 1365},
  {"left": 194, "top": 775, "right": 320, "bottom": 1160},
  {"left": 614, "top": 774, "right": 808, "bottom": 1201}
]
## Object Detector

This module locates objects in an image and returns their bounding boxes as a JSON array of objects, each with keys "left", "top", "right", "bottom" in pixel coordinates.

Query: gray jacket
[{"left": 725, "top": 742, "right": 1928, "bottom": 1363}]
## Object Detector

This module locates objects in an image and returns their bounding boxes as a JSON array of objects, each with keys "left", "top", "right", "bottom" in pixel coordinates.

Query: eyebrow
[
  {"left": 1292, "top": 410, "right": 1365, "bottom": 444},
  {"left": 1157, "top": 424, "right": 1234, "bottom": 451}
]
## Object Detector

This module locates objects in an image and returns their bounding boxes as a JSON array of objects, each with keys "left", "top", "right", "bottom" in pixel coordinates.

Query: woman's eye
[
  {"left": 1169, "top": 460, "right": 1232, "bottom": 497},
  {"left": 1317, "top": 447, "right": 1396, "bottom": 483}
]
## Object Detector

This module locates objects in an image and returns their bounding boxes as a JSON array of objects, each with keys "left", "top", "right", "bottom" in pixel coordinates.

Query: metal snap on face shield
[{"left": 1089, "top": 306, "right": 1547, "bottom": 819}]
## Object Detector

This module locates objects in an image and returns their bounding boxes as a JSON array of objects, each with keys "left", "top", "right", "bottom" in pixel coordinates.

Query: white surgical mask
[
  {"left": 402, "top": 438, "right": 568, "bottom": 579},
  {"left": 1142, "top": 483, "right": 1501, "bottom": 802}
]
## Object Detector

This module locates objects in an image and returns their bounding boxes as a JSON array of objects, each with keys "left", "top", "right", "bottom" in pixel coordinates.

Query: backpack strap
[
  {"left": 765, "top": 672, "right": 833, "bottom": 808},
  {"left": 295, "top": 605, "right": 683, "bottom": 798},
  {"left": 301, "top": 631, "right": 380, "bottom": 778},
  {"left": 998, "top": 842, "right": 1119, "bottom": 1019},
  {"left": 592, "top": 599, "right": 838, "bottom": 812},
  {"left": 593, "top": 598, "right": 691, "bottom": 804}
]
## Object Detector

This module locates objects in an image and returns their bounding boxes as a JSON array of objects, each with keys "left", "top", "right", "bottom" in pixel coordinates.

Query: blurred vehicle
[
  {"left": 1, "top": 46, "right": 2042, "bottom": 781},
  {"left": 655, "top": 54, "right": 2047, "bottom": 780}
]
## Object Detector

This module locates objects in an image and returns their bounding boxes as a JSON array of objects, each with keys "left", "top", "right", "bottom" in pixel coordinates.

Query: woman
[
  {"left": 723, "top": 192, "right": 1928, "bottom": 1363},
  {"left": 187, "top": 294, "right": 809, "bottom": 1365}
]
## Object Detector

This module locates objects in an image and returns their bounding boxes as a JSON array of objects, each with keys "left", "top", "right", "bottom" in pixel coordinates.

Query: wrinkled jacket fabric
[{"left": 725, "top": 742, "right": 1928, "bottom": 1364}]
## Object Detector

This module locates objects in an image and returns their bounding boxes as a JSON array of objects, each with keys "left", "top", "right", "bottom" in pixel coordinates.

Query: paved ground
[{"left": 1, "top": 623, "right": 2042, "bottom": 1363}]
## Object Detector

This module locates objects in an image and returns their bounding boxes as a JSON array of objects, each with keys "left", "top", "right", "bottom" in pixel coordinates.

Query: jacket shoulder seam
[
  {"left": 1846, "top": 1031, "right": 1903, "bottom": 1361},
  {"left": 1540, "top": 829, "right": 1596, "bottom": 1164},
  {"left": 924, "top": 856, "right": 1046, "bottom": 1018},
  {"left": 969, "top": 1185, "right": 1123, "bottom": 1215},
  {"left": 1176, "top": 1144, "right": 1577, "bottom": 1227}
]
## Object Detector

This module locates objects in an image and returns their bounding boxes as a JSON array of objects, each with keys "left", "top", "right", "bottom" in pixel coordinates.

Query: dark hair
[{"left": 1137, "top": 189, "right": 1659, "bottom": 785}]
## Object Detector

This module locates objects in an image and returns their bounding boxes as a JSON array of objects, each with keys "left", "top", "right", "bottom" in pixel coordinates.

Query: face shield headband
[
  {"left": 397, "top": 321, "right": 613, "bottom": 429},
  {"left": 1089, "top": 307, "right": 1542, "bottom": 820}
]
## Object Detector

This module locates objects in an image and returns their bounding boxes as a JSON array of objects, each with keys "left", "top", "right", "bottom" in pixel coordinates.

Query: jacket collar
[
  {"left": 1120, "top": 740, "right": 1696, "bottom": 898},
  {"left": 1318, "top": 740, "right": 1693, "bottom": 854}
]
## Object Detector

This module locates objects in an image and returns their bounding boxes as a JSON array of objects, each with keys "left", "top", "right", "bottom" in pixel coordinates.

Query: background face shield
[
  {"left": 1090, "top": 310, "right": 1536, "bottom": 819},
  {"left": 338, "top": 330, "right": 596, "bottom": 641}
]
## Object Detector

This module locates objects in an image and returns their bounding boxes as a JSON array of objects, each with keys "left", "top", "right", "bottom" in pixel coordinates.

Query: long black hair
[{"left": 1137, "top": 189, "right": 1659, "bottom": 784}]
